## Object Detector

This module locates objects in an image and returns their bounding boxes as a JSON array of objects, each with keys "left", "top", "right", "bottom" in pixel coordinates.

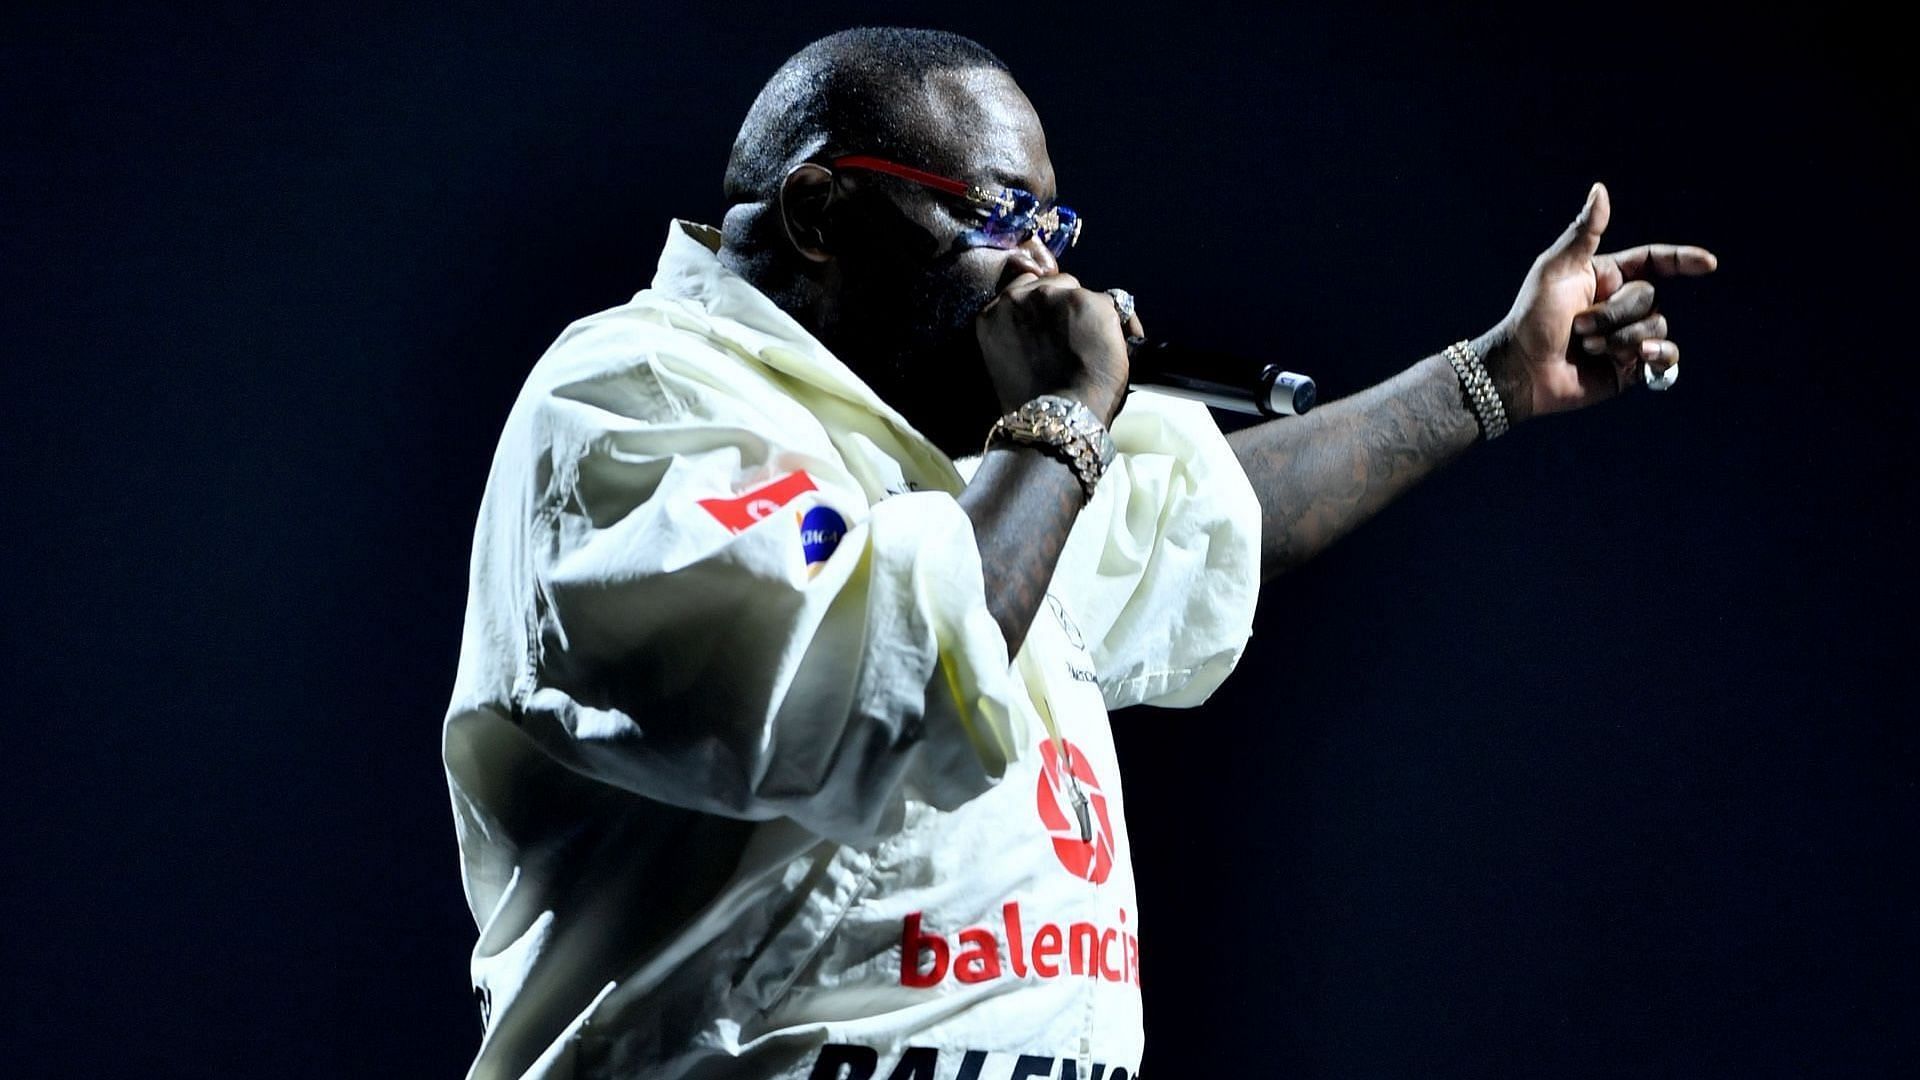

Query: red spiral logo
[{"left": 1035, "top": 739, "right": 1115, "bottom": 884}]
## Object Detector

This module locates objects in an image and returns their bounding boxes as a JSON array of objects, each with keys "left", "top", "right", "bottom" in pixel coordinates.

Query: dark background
[{"left": 5, "top": 2, "right": 1913, "bottom": 1076}]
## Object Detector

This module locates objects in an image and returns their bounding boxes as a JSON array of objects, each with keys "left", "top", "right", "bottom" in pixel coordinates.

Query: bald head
[{"left": 723, "top": 28, "right": 1010, "bottom": 207}]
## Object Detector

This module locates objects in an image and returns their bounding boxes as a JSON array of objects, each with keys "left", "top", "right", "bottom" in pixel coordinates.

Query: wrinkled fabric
[{"left": 444, "top": 221, "right": 1262, "bottom": 1079}]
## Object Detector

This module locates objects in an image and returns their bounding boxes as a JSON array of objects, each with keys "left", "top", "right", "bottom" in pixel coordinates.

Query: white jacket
[{"left": 444, "top": 221, "right": 1262, "bottom": 1079}]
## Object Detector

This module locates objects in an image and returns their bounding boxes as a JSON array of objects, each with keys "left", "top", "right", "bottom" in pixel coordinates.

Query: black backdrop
[{"left": 5, "top": 2, "right": 1913, "bottom": 1076}]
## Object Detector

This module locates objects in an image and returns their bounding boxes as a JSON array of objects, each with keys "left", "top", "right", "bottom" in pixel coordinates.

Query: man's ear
[{"left": 778, "top": 163, "right": 836, "bottom": 264}]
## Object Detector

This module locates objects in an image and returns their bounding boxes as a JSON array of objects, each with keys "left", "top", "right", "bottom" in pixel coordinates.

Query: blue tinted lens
[
  {"left": 962, "top": 188, "right": 1078, "bottom": 255},
  {"left": 982, "top": 189, "right": 1040, "bottom": 242},
  {"left": 959, "top": 228, "right": 1019, "bottom": 250},
  {"left": 1046, "top": 206, "right": 1080, "bottom": 257}
]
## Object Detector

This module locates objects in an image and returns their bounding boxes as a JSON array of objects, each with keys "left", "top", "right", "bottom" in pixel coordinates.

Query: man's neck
[{"left": 716, "top": 239, "right": 993, "bottom": 460}]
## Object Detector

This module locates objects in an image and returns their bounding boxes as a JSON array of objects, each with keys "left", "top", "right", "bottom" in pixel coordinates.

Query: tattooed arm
[
  {"left": 959, "top": 444, "right": 1090, "bottom": 654},
  {"left": 1227, "top": 334, "right": 1497, "bottom": 580},
  {"left": 1229, "top": 184, "right": 1718, "bottom": 580}
]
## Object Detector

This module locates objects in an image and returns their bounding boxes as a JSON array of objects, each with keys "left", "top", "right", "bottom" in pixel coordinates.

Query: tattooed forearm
[
  {"left": 1228, "top": 350, "right": 1485, "bottom": 579},
  {"left": 959, "top": 444, "right": 1090, "bottom": 655},
  {"left": 961, "top": 344, "right": 1486, "bottom": 646}
]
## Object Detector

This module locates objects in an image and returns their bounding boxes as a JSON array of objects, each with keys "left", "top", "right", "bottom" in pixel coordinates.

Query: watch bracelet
[
  {"left": 985, "top": 394, "right": 1114, "bottom": 499},
  {"left": 1444, "top": 339, "right": 1509, "bottom": 440}
]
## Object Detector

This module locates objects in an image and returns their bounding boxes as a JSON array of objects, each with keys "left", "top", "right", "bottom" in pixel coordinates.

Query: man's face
[{"left": 818, "top": 68, "right": 1061, "bottom": 455}]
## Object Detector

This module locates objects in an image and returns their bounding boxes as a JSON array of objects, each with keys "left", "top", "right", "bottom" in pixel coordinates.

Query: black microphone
[{"left": 1125, "top": 338, "right": 1317, "bottom": 417}]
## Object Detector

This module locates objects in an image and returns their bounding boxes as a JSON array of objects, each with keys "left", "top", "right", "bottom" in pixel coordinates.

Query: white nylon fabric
[{"left": 443, "top": 221, "right": 1261, "bottom": 1079}]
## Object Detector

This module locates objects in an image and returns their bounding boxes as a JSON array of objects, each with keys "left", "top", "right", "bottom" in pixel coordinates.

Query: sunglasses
[{"left": 830, "top": 154, "right": 1082, "bottom": 258}]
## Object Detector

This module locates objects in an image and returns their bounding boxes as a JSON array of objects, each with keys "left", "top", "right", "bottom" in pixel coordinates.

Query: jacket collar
[{"left": 648, "top": 220, "right": 932, "bottom": 439}]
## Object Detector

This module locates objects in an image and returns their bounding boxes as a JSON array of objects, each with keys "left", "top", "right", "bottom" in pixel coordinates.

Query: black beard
[{"left": 835, "top": 256, "right": 1004, "bottom": 459}]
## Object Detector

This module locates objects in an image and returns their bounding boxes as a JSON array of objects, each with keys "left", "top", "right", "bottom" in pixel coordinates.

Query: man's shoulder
[
  {"left": 534, "top": 290, "right": 724, "bottom": 383},
  {"left": 514, "top": 291, "right": 754, "bottom": 410},
  {"left": 500, "top": 288, "right": 834, "bottom": 458}
]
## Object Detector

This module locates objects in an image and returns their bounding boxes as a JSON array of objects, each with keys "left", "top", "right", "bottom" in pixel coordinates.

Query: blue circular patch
[{"left": 800, "top": 506, "right": 847, "bottom": 567}]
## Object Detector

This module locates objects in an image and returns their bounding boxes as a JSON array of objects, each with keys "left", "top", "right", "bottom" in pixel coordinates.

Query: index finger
[
  {"left": 1003, "top": 271, "right": 1084, "bottom": 297},
  {"left": 1603, "top": 244, "right": 1720, "bottom": 281},
  {"left": 999, "top": 271, "right": 1042, "bottom": 296}
]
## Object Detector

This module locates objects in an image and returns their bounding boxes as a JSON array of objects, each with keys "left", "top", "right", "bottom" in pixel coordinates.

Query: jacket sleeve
[
  {"left": 1049, "top": 390, "right": 1264, "bottom": 710},
  {"left": 502, "top": 342, "right": 1022, "bottom": 846}
]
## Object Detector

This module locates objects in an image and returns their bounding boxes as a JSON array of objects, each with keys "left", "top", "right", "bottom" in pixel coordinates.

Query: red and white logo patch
[
  {"left": 698, "top": 471, "right": 815, "bottom": 533},
  {"left": 1036, "top": 739, "right": 1115, "bottom": 885}
]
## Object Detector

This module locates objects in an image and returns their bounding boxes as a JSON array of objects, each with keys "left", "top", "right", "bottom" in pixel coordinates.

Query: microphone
[{"left": 1125, "top": 338, "right": 1317, "bottom": 417}]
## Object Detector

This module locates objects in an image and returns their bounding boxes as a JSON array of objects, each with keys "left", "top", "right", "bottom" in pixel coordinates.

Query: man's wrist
[
  {"left": 1055, "top": 376, "right": 1125, "bottom": 428},
  {"left": 987, "top": 394, "right": 1116, "bottom": 500},
  {"left": 1472, "top": 322, "right": 1533, "bottom": 426}
]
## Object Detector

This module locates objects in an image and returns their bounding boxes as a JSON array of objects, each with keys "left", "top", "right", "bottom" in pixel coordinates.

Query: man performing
[{"left": 442, "top": 27, "right": 1716, "bottom": 1080}]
